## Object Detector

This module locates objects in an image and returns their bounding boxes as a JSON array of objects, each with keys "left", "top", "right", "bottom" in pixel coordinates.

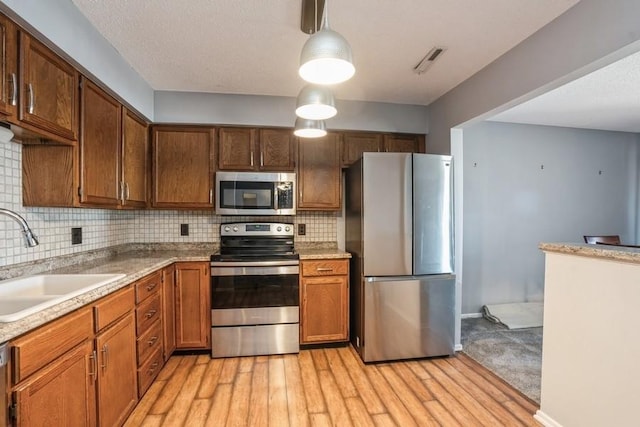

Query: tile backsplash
[{"left": 0, "top": 140, "right": 339, "bottom": 267}]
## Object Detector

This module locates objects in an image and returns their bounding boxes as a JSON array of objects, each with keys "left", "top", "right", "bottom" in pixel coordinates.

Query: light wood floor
[{"left": 124, "top": 346, "right": 540, "bottom": 426}]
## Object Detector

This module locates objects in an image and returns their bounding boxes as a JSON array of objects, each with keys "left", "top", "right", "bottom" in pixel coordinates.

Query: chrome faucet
[{"left": 0, "top": 208, "right": 39, "bottom": 247}]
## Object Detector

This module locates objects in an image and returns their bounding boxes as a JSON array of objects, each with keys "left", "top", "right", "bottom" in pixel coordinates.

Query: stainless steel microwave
[{"left": 215, "top": 172, "right": 296, "bottom": 215}]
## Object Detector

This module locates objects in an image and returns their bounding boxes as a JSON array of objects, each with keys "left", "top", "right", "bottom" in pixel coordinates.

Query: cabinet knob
[{"left": 145, "top": 309, "right": 157, "bottom": 319}]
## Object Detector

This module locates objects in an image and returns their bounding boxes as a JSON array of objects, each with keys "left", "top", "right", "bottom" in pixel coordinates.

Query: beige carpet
[{"left": 482, "top": 302, "right": 544, "bottom": 329}]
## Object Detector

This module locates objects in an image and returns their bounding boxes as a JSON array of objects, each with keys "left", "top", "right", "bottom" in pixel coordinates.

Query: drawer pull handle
[
  {"left": 146, "top": 283, "right": 157, "bottom": 291},
  {"left": 145, "top": 309, "right": 157, "bottom": 319},
  {"left": 316, "top": 267, "right": 334, "bottom": 272},
  {"left": 148, "top": 362, "right": 159, "bottom": 375},
  {"left": 148, "top": 336, "right": 158, "bottom": 346}
]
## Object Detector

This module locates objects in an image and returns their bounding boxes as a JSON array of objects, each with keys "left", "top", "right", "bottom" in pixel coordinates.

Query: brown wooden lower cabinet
[
  {"left": 12, "top": 340, "right": 96, "bottom": 426},
  {"left": 95, "top": 312, "right": 138, "bottom": 427},
  {"left": 300, "top": 259, "right": 349, "bottom": 343},
  {"left": 175, "top": 261, "right": 211, "bottom": 350},
  {"left": 9, "top": 286, "right": 139, "bottom": 427},
  {"left": 161, "top": 264, "right": 177, "bottom": 360},
  {"left": 133, "top": 270, "right": 164, "bottom": 398}
]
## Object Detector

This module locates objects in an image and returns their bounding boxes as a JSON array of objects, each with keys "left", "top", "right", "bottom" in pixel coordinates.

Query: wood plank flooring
[{"left": 124, "top": 346, "right": 540, "bottom": 426}]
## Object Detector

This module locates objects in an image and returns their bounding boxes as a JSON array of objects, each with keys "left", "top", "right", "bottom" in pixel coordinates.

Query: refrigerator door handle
[{"left": 402, "top": 155, "right": 413, "bottom": 273}]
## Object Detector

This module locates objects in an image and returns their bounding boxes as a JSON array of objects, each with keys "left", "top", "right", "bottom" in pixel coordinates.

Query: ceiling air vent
[{"left": 413, "top": 47, "right": 446, "bottom": 75}]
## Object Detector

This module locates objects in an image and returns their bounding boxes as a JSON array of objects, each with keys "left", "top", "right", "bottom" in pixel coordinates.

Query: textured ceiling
[
  {"left": 489, "top": 50, "right": 640, "bottom": 133},
  {"left": 71, "top": 0, "right": 579, "bottom": 106}
]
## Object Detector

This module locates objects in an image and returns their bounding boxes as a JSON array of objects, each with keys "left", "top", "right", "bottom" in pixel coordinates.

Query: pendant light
[
  {"left": 295, "top": 84, "right": 337, "bottom": 120},
  {"left": 294, "top": 118, "right": 327, "bottom": 138},
  {"left": 299, "top": 0, "right": 355, "bottom": 85}
]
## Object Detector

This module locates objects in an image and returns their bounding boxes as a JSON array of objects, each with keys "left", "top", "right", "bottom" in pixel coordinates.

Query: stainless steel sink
[{"left": 0, "top": 274, "right": 126, "bottom": 322}]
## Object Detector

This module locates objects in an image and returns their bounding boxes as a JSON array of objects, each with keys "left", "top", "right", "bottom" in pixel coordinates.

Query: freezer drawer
[{"left": 361, "top": 275, "right": 454, "bottom": 362}]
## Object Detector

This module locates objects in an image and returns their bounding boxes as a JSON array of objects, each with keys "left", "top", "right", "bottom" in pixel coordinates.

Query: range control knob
[
  {"left": 223, "top": 226, "right": 230, "bottom": 232},
  {"left": 233, "top": 226, "right": 239, "bottom": 232},
  {"left": 277, "top": 226, "right": 282, "bottom": 232},
  {"left": 285, "top": 226, "right": 291, "bottom": 232}
]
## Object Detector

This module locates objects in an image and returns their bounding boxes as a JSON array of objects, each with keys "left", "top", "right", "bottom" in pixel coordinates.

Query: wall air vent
[{"left": 413, "top": 47, "right": 446, "bottom": 75}]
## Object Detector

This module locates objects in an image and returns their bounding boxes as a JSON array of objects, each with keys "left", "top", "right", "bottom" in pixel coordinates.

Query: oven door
[
  {"left": 210, "top": 262, "right": 300, "bottom": 357},
  {"left": 210, "top": 262, "right": 299, "bottom": 326}
]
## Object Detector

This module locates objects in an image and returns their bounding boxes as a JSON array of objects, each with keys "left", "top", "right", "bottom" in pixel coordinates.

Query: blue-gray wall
[
  {"left": 460, "top": 121, "right": 639, "bottom": 313},
  {"left": 154, "top": 92, "right": 429, "bottom": 134}
]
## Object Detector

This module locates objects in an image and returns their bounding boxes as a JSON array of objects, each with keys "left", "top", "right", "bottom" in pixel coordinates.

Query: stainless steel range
[{"left": 210, "top": 222, "right": 299, "bottom": 358}]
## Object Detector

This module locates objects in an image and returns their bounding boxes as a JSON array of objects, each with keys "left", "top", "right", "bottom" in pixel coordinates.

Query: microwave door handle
[{"left": 273, "top": 185, "right": 279, "bottom": 209}]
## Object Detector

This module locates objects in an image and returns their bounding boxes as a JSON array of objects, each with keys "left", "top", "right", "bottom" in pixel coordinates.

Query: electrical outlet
[
  {"left": 298, "top": 223, "right": 306, "bottom": 235},
  {"left": 180, "top": 224, "right": 189, "bottom": 236},
  {"left": 71, "top": 227, "right": 82, "bottom": 245}
]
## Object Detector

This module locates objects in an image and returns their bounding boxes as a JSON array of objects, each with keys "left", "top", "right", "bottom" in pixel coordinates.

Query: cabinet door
[
  {"left": 342, "top": 132, "right": 382, "bottom": 167},
  {"left": 122, "top": 108, "right": 149, "bottom": 208},
  {"left": 22, "top": 144, "right": 77, "bottom": 206},
  {"left": 12, "top": 340, "right": 96, "bottom": 427},
  {"left": 218, "top": 127, "right": 257, "bottom": 170},
  {"left": 301, "top": 275, "right": 349, "bottom": 343},
  {"left": 259, "top": 129, "right": 296, "bottom": 171},
  {"left": 152, "top": 126, "right": 215, "bottom": 208},
  {"left": 79, "top": 77, "right": 121, "bottom": 206},
  {"left": 383, "top": 134, "right": 423, "bottom": 153},
  {"left": 297, "top": 133, "right": 341, "bottom": 210},
  {"left": 162, "top": 264, "right": 177, "bottom": 360},
  {"left": 95, "top": 312, "right": 138, "bottom": 427},
  {"left": 0, "top": 14, "right": 17, "bottom": 118},
  {"left": 19, "top": 32, "right": 78, "bottom": 143},
  {"left": 175, "top": 262, "right": 210, "bottom": 350}
]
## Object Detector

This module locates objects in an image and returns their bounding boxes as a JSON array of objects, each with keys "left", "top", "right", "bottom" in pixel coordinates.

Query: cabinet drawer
[
  {"left": 301, "top": 259, "right": 349, "bottom": 277},
  {"left": 137, "top": 348, "right": 163, "bottom": 398},
  {"left": 93, "top": 286, "right": 135, "bottom": 332},
  {"left": 135, "top": 270, "right": 162, "bottom": 304},
  {"left": 136, "top": 292, "right": 161, "bottom": 335},
  {"left": 136, "top": 318, "right": 162, "bottom": 366},
  {"left": 11, "top": 307, "right": 92, "bottom": 384}
]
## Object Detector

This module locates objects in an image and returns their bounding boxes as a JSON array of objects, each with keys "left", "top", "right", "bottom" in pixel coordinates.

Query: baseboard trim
[
  {"left": 461, "top": 312, "right": 483, "bottom": 319},
  {"left": 454, "top": 344, "right": 463, "bottom": 352},
  {"left": 534, "top": 410, "right": 563, "bottom": 427}
]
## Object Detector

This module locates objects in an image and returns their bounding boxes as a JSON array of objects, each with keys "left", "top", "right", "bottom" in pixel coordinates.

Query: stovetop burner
[{"left": 212, "top": 222, "right": 297, "bottom": 263}]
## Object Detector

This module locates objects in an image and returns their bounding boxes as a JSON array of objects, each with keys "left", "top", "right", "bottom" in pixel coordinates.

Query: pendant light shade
[
  {"left": 299, "top": 0, "right": 355, "bottom": 85},
  {"left": 294, "top": 118, "right": 327, "bottom": 138},
  {"left": 295, "top": 84, "right": 337, "bottom": 120}
]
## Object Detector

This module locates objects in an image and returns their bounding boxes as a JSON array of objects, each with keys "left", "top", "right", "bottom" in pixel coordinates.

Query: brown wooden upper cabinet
[
  {"left": 383, "top": 134, "right": 424, "bottom": 153},
  {"left": 259, "top": 128, "right": 296, "bottom": 171},
  {"left": 18, "top": 31, "right": 78, "bottom": 144},
  {"left": 342, "top": 132, "right": 383, "bottom": 167},
  {"left": 297, "top": 132, "right": 342, "bottom": 210},
  {"left": 218, "top": 127, "right": 296, "bottom": 171},
  {"left": 0, "top": 14, "right": 17, "bottom": 118},
  {"left": 342, "top": 132, "right": 425, "bottom": 167},
  {"left": 122, "top": 108, "right": 149, "bottom": 208},
  {"left": 79, "top": 77, "right": 122, "bottom": 206},
  {"left": 152, "top": 126, "right": 215, "bottom": 209}
]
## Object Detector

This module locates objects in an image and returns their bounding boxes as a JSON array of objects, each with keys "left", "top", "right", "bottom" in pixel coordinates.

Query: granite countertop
[
  {"left": 296, "top": 248, "right": 351, "bottom": 260},
  {"left": 0, "top": 248, "right": 212, "bottom": 343},
  {"left": 0, "top": 242, "right": 350, "bottom": 343},
  {"left": 539, "top": 242, "right": 640, "bottom": 264}
]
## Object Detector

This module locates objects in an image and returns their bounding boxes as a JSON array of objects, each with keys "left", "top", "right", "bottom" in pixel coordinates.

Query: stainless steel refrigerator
[{"left": 346, "top": 152, "right": 455, "bottom": 362}]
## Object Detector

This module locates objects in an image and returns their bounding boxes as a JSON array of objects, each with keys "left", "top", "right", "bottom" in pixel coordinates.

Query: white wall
[{"left": 461, "top": 121, "right": 639, "bottom": 314}]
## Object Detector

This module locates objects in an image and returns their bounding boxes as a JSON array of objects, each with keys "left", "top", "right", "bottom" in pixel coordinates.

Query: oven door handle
[
  {"left": 211, "top": 265, "right": 300, "bottom": 276},
  {"left": 210, "top": 260, "right": 299, "bottom": 268}
]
